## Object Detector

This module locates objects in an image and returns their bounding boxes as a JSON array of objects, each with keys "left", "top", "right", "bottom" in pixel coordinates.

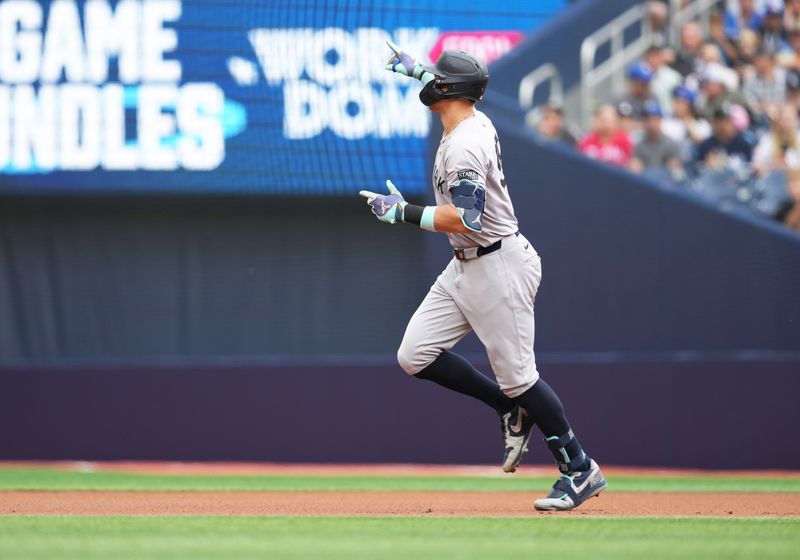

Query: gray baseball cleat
[
  {"left": 533, "top": 458, "right": 607, "bottom": 511},
  {"left": 500, "top": 405, "right": 534, "bottom": 473}
]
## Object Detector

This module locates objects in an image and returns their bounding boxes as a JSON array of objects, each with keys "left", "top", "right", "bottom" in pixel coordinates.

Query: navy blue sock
[
  {"left": 415, "top": 351, "right": 515, "bottom": 415},
  {"left": 514, "top": 378, "right": 590, "bottom": 473}
]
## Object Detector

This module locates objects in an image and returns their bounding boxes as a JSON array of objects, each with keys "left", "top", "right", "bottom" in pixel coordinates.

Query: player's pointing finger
[
  {"left": 385, "top": 180, "right": 400, "bottom": 195},
  {"left": 386, "top": 39, "right": 402, "bottom": 56}
]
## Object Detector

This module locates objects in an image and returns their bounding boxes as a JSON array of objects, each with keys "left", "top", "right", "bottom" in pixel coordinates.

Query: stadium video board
[{"left": 0, "top": 0, "right": 562, "bottom": 195}]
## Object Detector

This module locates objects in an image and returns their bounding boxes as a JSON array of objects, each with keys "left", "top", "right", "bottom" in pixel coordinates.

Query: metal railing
[
  {"left": 516, "top": 0, "right": 722, "bottom": 130},
  {"left": 579, "top": 3, "right": 651, "bottom": 127},
  {"left": 669, "top": 0, "right": 721, "bottom": 46},
  {"left": 517, "top": 63, "right": 563, "bottom": 126}
]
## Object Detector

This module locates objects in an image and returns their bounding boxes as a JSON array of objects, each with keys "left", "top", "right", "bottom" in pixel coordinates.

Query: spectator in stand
[
  {"left": 629, "top": 100, "right": 682, "bottom": 174},
  {"left": 725, "top": 0, "right": 764, "bottom": 41},
  {"left": 672, "top": 21, "right": 704, "bottom": 76},
  {"left": 644, "top": 46, "right": 683, "bottom": 113},
  {"left": 753, "top": 103, "right": 800, "bottom": 173},
  {"left": 647, "top": 0, "right": 670, "bottom": 47},
  {"left": 695, "top": 102, "right": 755, "bottom": 168},
  {"left": 743, "top": 48, "right": 788, "bottom": 118},
  {"left": 578, "top": 104, "right": 634, "bottom": 167},
  {"left": 776, "top": 168, "right": 800, "bottom": 230},
  {"left": 730, "top": 102, "right": 754, "bottom": 134},
  {"left": 785, "top": 0, "right": 800, "bottom": 33},
  {"left": 686, "top": 41, "right": 737, "bottom": 88},
  {"left": 709, "top": 9, "right": 739, "bottom": 66},
  {"left": 698, "top": 42, "right": 726, "bottom": 70},
  {"left": 535, "top": 104, "right": 577, "bottom": 146},
  {"left": 786, "top": 69, "right": 800, "bottom": 108},
  {"left": 776, "top": 27, "right": 800, "bottom": 68},
  {"left": 759, "top": 1, "right": 790, "bottom": 55},
  {"left": 616, "top": 101, "right": 642, "bottom": 142},
  {"left": 614, "top": 61, "right": 657, "bottom": 121},
  {"left": 737, "top": 28, "right": 763, "bottom": 66},
  {"left": 697, "top": 62, "right": 754, "bottom": 123},
  {"left": 662, "top": 86, "right": 712, "bottom": 159}
]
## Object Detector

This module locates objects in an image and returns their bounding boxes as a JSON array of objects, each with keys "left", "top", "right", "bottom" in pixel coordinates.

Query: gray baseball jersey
[
  {"left": 398, "top": 109, "right": 541, "bottom": 398},
  {"left": 432, "top": 110, "right": 518, "bottom": 248}
]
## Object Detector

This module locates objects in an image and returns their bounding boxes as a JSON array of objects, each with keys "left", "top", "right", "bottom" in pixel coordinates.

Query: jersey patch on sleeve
[
  {"left": 457, "top": 169, "right": 480, "bottom": 181},
  {"left": 450, "top": 178, "right": 486, "bottom": 232}
]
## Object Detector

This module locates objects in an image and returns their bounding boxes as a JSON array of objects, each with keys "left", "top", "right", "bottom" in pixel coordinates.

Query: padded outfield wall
[
  {"left": 3, "top": 120, "right": 797, "bottom": 469},
  {"left": 1, "top": 0, "right": 799, "bottom": 468}
]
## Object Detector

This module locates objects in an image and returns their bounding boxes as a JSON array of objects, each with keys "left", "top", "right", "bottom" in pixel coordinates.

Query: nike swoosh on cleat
[
  {"left": 572, "top": 469, "right": 600, "bottom": 494},
  {"left": 510, "top": 408, "right": 526, "bottom": 434}
]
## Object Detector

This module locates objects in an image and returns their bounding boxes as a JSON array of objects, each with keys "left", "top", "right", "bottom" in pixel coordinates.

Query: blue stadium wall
[
  {"left": 2, "top": 0, "right": 799, "bottom": 468},
  {"left": 3, "top": 132, "right": 798, "bottom": 469}
]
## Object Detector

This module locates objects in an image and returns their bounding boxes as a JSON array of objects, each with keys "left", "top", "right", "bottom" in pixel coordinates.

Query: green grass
[
  {"left": 1, "top": 469, "right": 799, "bottom": 493},
  {"left": 1, "top": 468, "right": 797, "bottom": 559},
  {"left": 0, "top": 516, "right": 798, "bottom": 560}
]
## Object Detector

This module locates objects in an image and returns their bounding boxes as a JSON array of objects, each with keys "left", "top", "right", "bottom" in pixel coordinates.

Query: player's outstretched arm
[
  {"left": 359, "top": 180, "right": 471, "bottom": 234},
  {"left": 385, "top": 40, "right": 436, "bottom": 85}
]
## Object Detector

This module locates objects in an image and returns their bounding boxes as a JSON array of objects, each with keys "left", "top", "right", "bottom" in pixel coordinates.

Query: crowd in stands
[{"left": 533, "top": 0, "right": 800, "bottom": 234}]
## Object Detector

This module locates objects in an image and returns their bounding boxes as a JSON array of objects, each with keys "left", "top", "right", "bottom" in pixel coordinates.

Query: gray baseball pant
[{"left": 397, "top": 232, "right": 542, "bottom": 398}]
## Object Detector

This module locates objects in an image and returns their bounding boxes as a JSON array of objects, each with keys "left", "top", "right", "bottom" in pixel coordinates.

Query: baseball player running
[{"left": 359, "top": 42, "right": 606, "bottom": 511}]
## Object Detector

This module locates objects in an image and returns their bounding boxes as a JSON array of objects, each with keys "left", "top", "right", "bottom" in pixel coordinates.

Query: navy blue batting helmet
[{"left": 419, "top": 50, "right": 489, "bottom": 106}]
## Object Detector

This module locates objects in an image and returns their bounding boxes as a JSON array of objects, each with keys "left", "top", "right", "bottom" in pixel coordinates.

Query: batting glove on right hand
[
  {"left": 359, "top": 180, "right": 408, "bottom": 224},
  {"left": 385, "top": 40, "right": 435, "bottom": 85}
]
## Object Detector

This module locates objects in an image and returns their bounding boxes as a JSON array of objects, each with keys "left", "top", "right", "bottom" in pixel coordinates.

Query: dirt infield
[
  {"left": 2, "top": 463, "right": 799, "bottom": 517},
  {"left": 3, "top": 491, "right": 799, "bottom": 517},
  {"left": 5, "top": 460, "right": 800, "bottom": 478}
]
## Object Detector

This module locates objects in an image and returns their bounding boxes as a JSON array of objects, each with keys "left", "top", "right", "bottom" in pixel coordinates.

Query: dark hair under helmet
[{"left": 419, "top": 50, "right": 489, "bottom": 106}]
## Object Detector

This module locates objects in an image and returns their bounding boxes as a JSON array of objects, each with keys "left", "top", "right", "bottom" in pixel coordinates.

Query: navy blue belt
[{"left": 453, "top": 231, "right": 519, "bottom": 261}]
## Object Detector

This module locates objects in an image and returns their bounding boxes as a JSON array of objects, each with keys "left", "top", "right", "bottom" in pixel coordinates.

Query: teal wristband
[{"left": 420, "top": 206, "right": 437, "bottom": 232}]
